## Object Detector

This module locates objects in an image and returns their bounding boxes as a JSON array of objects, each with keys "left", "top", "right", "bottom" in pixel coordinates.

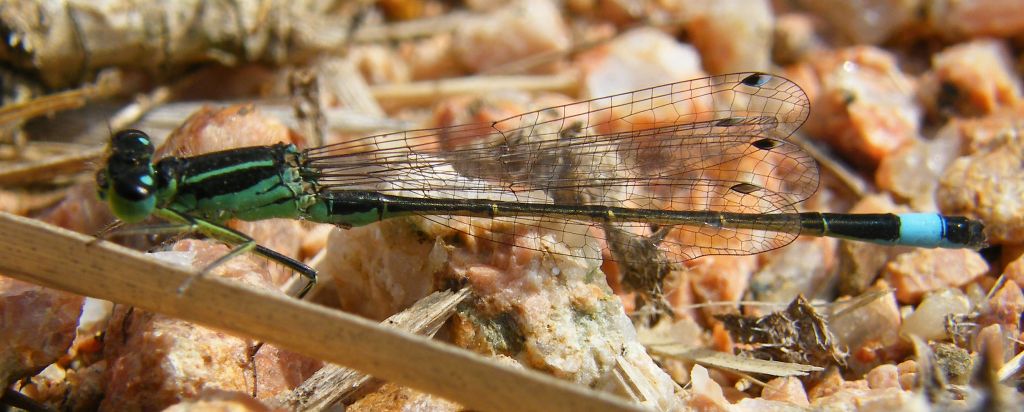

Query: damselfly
[{"left": 95, "top": 72, "right": 987, "bottom": 297}]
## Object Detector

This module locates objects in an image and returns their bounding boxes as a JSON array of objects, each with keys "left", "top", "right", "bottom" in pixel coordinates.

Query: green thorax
[{"left": 155, "top": 144, "right": 318, "bottom": 223}]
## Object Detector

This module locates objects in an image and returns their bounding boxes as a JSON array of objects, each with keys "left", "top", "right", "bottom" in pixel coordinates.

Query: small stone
[
  {"left": 932, "top": 342, "right": 972, "bottom": 386},
  {"left": 925, "top": 0, "right": 1024, "bottom": 39},
  {"left": 0, "top": 277, "right": 84, "bottom": 390},
  {"left": 920, "top": 39, "right": 1022, "bottom": 117},
  {"left": 797, "top": 0, "right": 917, "bottom": 44},
  {"left": 683, "top": 0, "right": 772, "bottom": 73},
  {"left": 899, "top": 288, "right": 971, "bottom": 341},
  {"left": 981, "top": 279, "right": 1024, "bottom": 333},
  {"left": 347, "top": 382, "right": 462, "bottom": 412},
  {"left": 866, "top": 364, "right": 900, "bottom": 389},
  {"left": 803, "top": 47, "right": 921, "bottom": 170},
  {"left": 938, "top": 133, "right": 1024, "bottom": 244},
  {"left": 576, "top": 27, "right": 703, "bottom": 99},
  {"left": 883, "top": 249, "right": 989, "bottom": 304},
  {"left": 453, "top": 0, "right": 570, "bottom": 74},
  {"left": 761, "top": 376, "right": 809, "bottom": 406}
]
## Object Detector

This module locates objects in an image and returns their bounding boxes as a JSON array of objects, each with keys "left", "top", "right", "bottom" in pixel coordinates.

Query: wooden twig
[
  {"left": 0, "top": 81, "right": 173, "bottom": 186},
  {"left": 0, "top": 2, "right": 474, "bottom": 88},
  {"left": 644, "top": 347, "right": 823, "bottom": 378},
  {"left": 352, "top": 11, "right": 477, "bottom": 43},
  {"left": 370, "top": 73, "right": 581, "bottom": 108},
  {"left": 135, "top": 101, "right": 413, "bottom": 136},
  {"left": 790, "top": 134, "right": 869, "bottom": 198},
  {"left": 0, "top": 212, "right": 643, "bottom": 412},
  {"left": 0, "top": 70, "right": 122, "bottom": 128},
  {"left": 0, "top": 146, "right": 104, "bottom": 186},
  {"left": 275, "top": 288, "right": 472, "bottom": 410}
]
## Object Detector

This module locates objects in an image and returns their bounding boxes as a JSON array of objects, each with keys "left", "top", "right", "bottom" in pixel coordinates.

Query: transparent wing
[{"left": 305, "top": 72, "right": 815, "bottom": 262}]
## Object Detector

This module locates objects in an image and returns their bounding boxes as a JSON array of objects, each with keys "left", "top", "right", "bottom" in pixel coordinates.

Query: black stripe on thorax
[{"left": 175, "top": 145, "right": 289, "bottom": 199}]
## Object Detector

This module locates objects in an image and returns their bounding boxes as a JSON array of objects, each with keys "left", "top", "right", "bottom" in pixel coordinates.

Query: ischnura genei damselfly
[{"left": 94, "top": 72, "right": 987, "bottom": 298}]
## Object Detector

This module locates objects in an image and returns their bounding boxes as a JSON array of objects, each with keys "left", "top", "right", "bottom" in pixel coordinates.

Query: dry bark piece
[
  {"left": 0, "top": 0, "right": 363, "bottom": 88},
  {"left": 273, "top": 288, "right": 471, "bottom": 411}
]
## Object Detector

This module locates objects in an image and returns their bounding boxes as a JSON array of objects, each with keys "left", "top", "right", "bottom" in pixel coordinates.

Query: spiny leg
[
  {"left": 151, "top": 208, "right": 318, "bottom": 298},
  {"left": 89, "top": 219, "right": 125, "bottom": 245},
  {"left": 92, "top": 221, "right": 202, "bottom": 247},
  {"left": 252, "top": 244, "right": 317, "bottom": 300},
  {"left": 89, "top": 214, "right": 200, "bottom": 252}
]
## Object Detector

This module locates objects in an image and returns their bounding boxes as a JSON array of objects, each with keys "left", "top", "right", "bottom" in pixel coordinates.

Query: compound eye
[
  {"left": 112, "top": 169, "right": 155, "bottom": 201},
  {"left": 112, "top": 129, "right": 155, "bottom": 160},
  {"left": 108, "top": 167, "right": 157, "bottom": 223}
]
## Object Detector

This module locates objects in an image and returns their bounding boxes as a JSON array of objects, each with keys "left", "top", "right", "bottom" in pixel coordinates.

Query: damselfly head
[{"left": 97, "top": 130, "right": 159, "bottom": 223}]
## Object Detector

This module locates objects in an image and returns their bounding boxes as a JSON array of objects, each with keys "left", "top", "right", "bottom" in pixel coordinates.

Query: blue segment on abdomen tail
[{"left": 897, "top": 213, "right": 954, "bottom": 248}]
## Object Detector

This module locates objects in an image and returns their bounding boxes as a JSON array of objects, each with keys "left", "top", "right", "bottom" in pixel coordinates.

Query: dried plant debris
[
  {"left": 646, "top": 346, "right": 823, "bottom": 378},
  {"left": 603, "top": 223, "right": 676, "bottom": 326},
  {"left": 997, "top": 349, "right": 1024, "bottom": 383},
  {"left": 903, "top": 335, "right": 1021, "bottom": 411},
  {"left": 933, "top": 342, "right": 974, "bottom": 387},
  {"left": 716, "top": 295, "right": 847, "bottom": 368}
]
